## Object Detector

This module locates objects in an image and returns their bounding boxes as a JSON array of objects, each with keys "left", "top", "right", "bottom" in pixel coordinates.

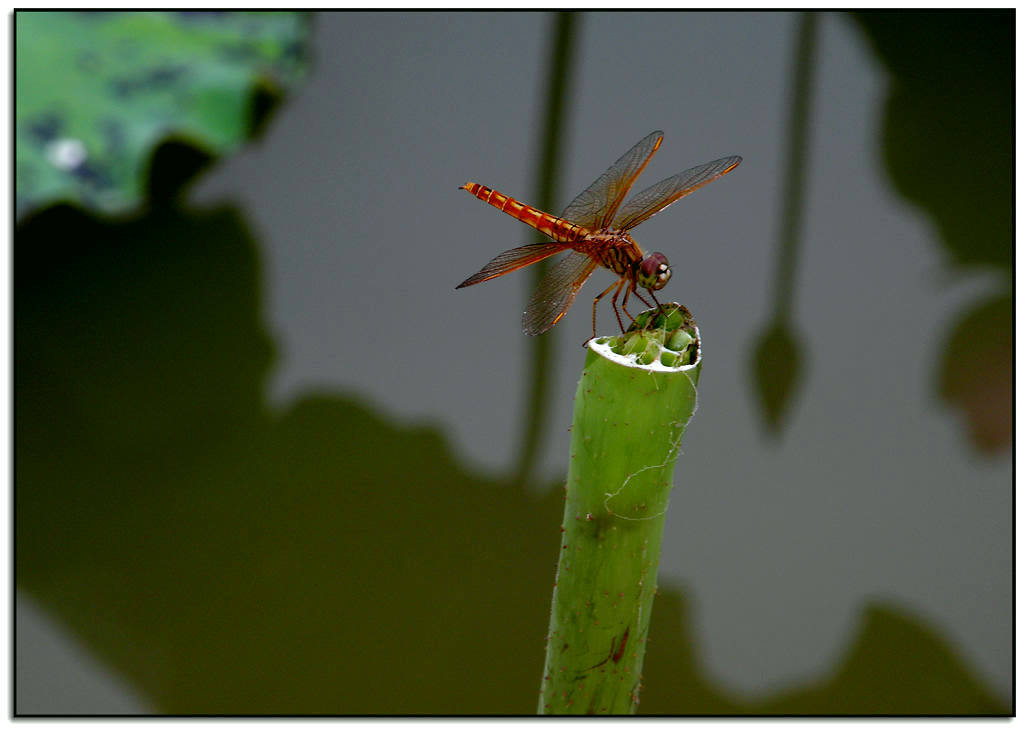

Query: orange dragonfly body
[{"left": 456, "top": 131, "right": 741, "bottom": 337}]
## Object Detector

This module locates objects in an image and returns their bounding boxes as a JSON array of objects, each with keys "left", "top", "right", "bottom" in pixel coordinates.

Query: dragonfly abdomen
[{"left": 461, "top": 182, "right": 587, "bottom": 243}]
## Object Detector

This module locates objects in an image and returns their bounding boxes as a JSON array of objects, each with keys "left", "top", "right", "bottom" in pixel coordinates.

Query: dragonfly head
[{"left": 637, "top": 252, "right": 671, "bottom": 291}]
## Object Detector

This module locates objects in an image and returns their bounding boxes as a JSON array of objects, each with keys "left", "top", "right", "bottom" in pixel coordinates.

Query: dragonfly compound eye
[{"left": 638, "top": 252, "right": 671, "bottom": 290}]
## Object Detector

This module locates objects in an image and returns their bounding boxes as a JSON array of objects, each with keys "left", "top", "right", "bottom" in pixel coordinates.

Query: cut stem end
[{"left": 591, "top": 302, "right": 701, "bottom": 371}]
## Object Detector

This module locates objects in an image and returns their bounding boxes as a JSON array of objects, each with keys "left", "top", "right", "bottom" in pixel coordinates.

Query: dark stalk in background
[
  {"left": 772, "top": 11, "right": 818, "bottom": 323},
  {"left": 513, "top": 11, "right": 579, "bottom": 485},
  {"left": 749, "top": 11, "right": 818, "bottom": 434}
]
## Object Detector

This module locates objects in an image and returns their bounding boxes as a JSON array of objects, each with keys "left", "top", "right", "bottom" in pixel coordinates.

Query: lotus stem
[{"left": 538, "top": 303, "right": 702, "bottom": 715}]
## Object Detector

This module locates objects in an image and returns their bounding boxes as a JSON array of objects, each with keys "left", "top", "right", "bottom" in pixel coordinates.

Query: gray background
[{"left": 17, "top": 11, "right": 1010, "bottom": 711}]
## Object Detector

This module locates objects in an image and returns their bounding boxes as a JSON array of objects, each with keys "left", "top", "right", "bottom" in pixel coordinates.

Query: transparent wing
[
  {"left": 456, "top": 242, "right": 570, "bottom": 289},
  {"left": 560, "top": 131, "right": 664, "bottom": 230},
  {"left": 523, "top": 250, "right": 598, "bottom": 335},
  {"left": 612, "top": 156, "right": 742, "bottom": 231}
]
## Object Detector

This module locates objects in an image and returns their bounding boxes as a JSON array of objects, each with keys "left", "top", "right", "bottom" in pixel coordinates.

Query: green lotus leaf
[{"left": 16, "top": 11, "right": 309, "bottom": 218}]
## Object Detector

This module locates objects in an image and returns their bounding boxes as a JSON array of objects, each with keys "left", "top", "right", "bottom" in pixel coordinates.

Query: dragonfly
[{"left": 456, "top": 131, "right": 741, "bottom": 338}]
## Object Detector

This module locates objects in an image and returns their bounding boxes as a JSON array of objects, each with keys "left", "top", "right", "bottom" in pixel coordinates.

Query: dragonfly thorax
[
  {"left": 584, "top": 231, "right": 644, "bottom": 277},
  {"left": 582, "top": 232, "right": 671, "bottom": 290}
]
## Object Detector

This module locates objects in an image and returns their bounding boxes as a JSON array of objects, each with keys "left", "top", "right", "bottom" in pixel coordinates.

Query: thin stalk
[
  {"left": 513, "top": 11, "right": 580, "bottom": 486},
  {"left": 538, "top": 305, "right": 701, "bottom": 715},
  {"left": 749, "top": 12, "right": 817, "bottom": 434},
  {"left": 771, "top": 11, "right": 818, "bottom": 323}
]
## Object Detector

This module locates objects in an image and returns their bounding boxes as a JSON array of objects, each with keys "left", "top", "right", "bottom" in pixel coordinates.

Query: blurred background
[{"left": 15, "top": 10, "right": 1011, "bottom": 714}]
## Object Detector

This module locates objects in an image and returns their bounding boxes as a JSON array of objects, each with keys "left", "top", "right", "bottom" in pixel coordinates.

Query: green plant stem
[{"left": 538, "top": 306, "right": 701, "bottom": 714}]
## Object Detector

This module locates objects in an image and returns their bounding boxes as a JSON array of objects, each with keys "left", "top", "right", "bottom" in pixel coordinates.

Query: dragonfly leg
[
  {"left": 649, "top": 289, "right": 675, "bottom": 327},
  {"left": 609, "top": 279, "right": 628, "bottom": 334},
  {"left": 591, "top": 277, "right": 626, "bottom": 341},
  {"left": 633, "top": 287, "right": 654, "bottom": 308},
  {"left": 649, "top": 288, "right": 664, "bottom": 320},
  {"left": 620, "top": 281, "right": 640, "bottom": 328}
]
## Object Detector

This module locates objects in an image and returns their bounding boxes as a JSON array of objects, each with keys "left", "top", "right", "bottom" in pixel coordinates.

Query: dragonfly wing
[
  {"left": 523, "top": 250, "right": 598, "bottom": 335},
  {"left": 561, "top": 131, "right": 664, "bottom": 230},
  {"left": 612, "top": 156, "right": 742, "bottom": 231},
  {"left": 456, "top": 242, "right": 571, "bottom": 288}
]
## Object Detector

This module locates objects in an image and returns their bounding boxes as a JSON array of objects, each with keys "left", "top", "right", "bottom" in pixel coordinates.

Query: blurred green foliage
[
  {"left": 754, "top": 11, "right": 1011, "bottom": 452},
  {"left": 644, "top": 593, "right": 1006, "bottom": 714},
  {"left": 15, "top": 198, "right": 1008, "bottom": 714},
  {"left": 852, "top": 11, "right": 1011, "bottom": 272},
  {"left": 936, "top": 293, "right": 1012, "bottom": 453},
  {"left": 16, "top": 11, "right": 308, "bottom": 219},
  {"left": 851, "top": 11, "right": 1011, "bottom": 453},
  {"left": 751, "top": 321, "right": 804, "bottom": 433}
]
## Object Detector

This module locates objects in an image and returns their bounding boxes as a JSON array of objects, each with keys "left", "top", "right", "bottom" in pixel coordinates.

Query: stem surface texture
[{"left": 539, "top": 306, "right": 700, "bottom": 714}]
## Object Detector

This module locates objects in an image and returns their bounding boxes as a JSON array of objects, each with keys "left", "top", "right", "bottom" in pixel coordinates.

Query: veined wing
[
  {"left": 456, "top": 242, "right": 570, "bottom": 289},
  {"left": 561, "top": 131, "right": 664, "bottom": 230},
  {"left": 523, "top": 250, "right": 598, "bottom": 335},
  {"left": 612, "top": 156, "right": 742, "bottom": 231}
]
